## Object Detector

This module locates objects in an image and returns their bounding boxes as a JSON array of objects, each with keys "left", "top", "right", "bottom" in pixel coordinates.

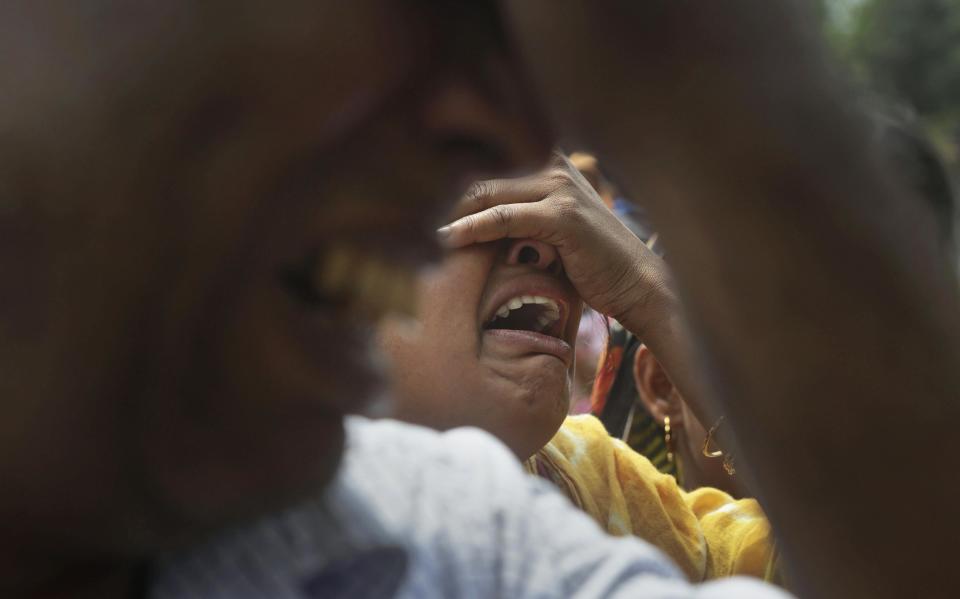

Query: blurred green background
[{"left": 818, "top": 0, "right": 959, "bottom": 181}]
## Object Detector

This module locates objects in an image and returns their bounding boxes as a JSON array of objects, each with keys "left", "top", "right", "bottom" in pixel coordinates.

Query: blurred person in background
[
  {"left": 590, "top": 327, "right": 741, "bottom": 490},
  {"left": 569, "top": 151, "right": 616, "bottom": 209},
  {"left": 570, "top": 306, "right": 606, "bottom": 414}
]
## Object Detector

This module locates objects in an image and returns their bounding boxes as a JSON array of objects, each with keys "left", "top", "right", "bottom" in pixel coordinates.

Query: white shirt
[{"left": 149, "top": 417, "right": 790, "bottom": 598}]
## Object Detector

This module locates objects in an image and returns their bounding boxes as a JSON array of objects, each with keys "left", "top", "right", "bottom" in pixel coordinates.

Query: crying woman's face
[{"left": 379, "top": 238, "right": 583, "bottom": 459}]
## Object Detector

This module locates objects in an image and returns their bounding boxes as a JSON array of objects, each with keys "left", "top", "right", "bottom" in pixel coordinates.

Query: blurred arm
[{"left": 504, "top": 1, "right": 960, "bottom": 597}]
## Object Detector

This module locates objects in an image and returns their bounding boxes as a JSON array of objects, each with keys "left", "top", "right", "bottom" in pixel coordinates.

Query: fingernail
[{"left": 436, "top": 225, "right": 451, "bottom": 239}]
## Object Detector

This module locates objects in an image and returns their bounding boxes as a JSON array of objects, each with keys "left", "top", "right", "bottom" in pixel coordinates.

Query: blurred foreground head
[{"left": 0, "top": 0, "right": 550, "bottom": 559}]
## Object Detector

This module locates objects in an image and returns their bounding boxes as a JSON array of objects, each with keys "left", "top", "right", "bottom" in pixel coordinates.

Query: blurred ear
[{"left": 633, "top": 344, "right": 684, "bottom": 427}]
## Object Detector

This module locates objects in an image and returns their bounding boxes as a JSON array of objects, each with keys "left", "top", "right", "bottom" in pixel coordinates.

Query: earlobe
[
  {"left": 634, "top": 345, "right": 665, "bottom": 423},
  {"left": 664, "top": 389, "right": 685, "bottom": 428}
]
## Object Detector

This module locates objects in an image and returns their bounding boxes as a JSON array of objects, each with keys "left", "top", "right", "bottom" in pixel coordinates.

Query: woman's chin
[{"left": 490, "top": 388, "right": 570, "bottom": 459}]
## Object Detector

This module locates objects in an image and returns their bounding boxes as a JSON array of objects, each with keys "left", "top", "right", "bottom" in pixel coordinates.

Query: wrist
[{"left": 612, "top": 258, "right": 681, "bottom": 343}]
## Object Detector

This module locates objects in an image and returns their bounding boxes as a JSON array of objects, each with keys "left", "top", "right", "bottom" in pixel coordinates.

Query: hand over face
[{"left": 439, "top": 153, "right": 672, "bottom": 333}]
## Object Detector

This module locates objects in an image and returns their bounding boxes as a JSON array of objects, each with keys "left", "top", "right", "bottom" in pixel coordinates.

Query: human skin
[
  {"left": 8, "top": 1, "right": 957, "bottom": 598},
  {"left": 0, "top": 2, "right": 551, "bottom": 596},
  {"left": 382, "top": 161, "right": 718, "bottom": 479},
  {"left": 380, "top": 234, "right": 582, "bottom": 459},
  {"left": 448, "top": 2, "right": 960, "bottom": 596},
  {"left": 633, "top": 345, "right": 745, "bottom": 497}
]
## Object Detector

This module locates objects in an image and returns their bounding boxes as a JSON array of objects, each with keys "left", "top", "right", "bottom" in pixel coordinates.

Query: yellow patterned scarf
[{"left": 526, "top": 415, "right": 781, "bottom": 584}]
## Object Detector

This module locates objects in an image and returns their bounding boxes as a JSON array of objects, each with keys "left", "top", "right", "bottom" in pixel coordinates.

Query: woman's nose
[{"left": 505, "top": 239, "right": 561, "bottom": 274}]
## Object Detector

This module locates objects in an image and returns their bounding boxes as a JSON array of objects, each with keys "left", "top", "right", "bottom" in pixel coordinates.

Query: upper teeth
[{"left": 492, "top": 295, "right": 561, "bottom": 331}]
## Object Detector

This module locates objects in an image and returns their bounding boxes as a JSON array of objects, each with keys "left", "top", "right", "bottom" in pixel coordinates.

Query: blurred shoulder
[
  {"left": 345, "top": 416, "right": 520, "bottom": 474},
  {"left": 342, "top": 417, "right": 533, "bottom": 523}
]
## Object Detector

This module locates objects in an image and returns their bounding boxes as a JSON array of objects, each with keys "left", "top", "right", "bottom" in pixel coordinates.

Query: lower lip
[{"left": 482, "top": 329, "right": 573, "bottom": 365}]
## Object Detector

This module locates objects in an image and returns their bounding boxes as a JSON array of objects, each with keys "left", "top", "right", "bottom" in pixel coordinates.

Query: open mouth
[
  {"left": 483, "top": 295, "right": 567, "bottom": 340},
  {"left": 281, "top": 245, "right": 418, "bottom": 320}
]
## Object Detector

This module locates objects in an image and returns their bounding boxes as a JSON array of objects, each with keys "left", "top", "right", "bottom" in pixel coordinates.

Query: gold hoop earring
[{"left": 702, "top": 416, "right": 736, "bottom": 476}]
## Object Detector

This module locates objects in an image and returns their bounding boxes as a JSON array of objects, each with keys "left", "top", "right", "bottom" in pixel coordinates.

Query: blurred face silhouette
[
  {"left": 381, "top": 239, "right": 583, "bottom": 459},
  {"left": 0, "top": 1, "right": 549, "bottom": 554}
]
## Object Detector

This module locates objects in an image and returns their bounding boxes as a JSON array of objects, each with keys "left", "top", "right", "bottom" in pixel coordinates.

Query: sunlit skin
[{"left": 381, "top": 238, "right": 583, "bottom": 459}]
